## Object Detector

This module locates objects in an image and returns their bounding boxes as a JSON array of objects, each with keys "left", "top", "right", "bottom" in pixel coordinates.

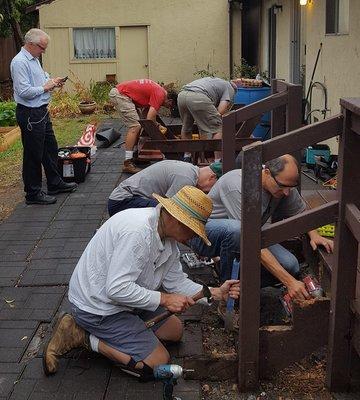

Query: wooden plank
[
  {"left": 262, "top": 115, "right": 343, "bottom": 162},
  {"left": 318, "top": 190, "right": 337, "bottom": 203},
  {"left": 345, "top": 204, "right": 360, "bottom": 243},
  {"left": 350, "top": 112, "right": 360, "bottom": 136},
  {"left": 238, "top": 142, "right": 262, "bottom": 391},
  {"left": 326, "top": 107, "right": 360, "bottom": 391},
  {"left": 259, "top": 298, "right": 330, "bottom": 378},
  {"left": 270, "top": 80, "right": 286, "bottom": 139},
  {"left": 141, "top": 138, "right": 255, "bottom": 152},
  {"left": 233, "top": 92, "right": 288, "bottom": 126},
  {"left": 262, "top": 201, "right": 339, "bottom": 248},
  {"left": 301, "top": 190, "right": 327, "bottom": 209},
  {"left": 236, "top": 115, "right": 262, "bottom": 138},
  {"left": 139, "top": 119, "right": 167, "bottom": 140}
]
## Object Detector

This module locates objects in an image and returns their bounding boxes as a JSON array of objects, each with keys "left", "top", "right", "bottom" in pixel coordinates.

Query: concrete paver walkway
[{"left": 0, "top": 121, "right": 201, "bottom": 400}]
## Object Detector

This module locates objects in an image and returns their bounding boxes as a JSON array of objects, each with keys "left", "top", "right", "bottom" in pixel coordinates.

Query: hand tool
[
  {"left": 145, "top": 284, "right": 212, "bottom": 329},
  {"left": 224, "top": 258, "right": 240, "bottom": 332}
]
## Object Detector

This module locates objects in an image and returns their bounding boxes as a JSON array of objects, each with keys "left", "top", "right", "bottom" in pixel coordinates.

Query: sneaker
[
  {"left": 47, "top": 181, "right": 78, "bottom": 195},
  {"left": 183, "top": 156, "right": 192, "bottom": 163},
  {"left": 123, "top": 159, "right": 142, "bottom": 174},
  {"left": 43, "top": 313, "right": 90, "bottom": 376},
  {"left": 26, "top": 192, "right": 57, "bottom": 205}
]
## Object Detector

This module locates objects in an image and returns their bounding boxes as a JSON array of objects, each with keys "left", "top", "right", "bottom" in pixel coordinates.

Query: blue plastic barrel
[{"left": 234, "top": 86, "right": 271, "bottom": 140}]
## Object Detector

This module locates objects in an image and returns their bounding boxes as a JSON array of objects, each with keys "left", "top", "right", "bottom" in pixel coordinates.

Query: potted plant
[{"left": 70, "top": 71, "right": 97, "bottom": 114}]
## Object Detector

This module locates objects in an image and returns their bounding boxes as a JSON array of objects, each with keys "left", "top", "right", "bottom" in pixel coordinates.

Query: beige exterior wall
[
  {"left": 259, "top": 0, "right": 359, "bottom": 154},
  {"left": 39, "top": 0, "right": 240, "bottom": 87}
]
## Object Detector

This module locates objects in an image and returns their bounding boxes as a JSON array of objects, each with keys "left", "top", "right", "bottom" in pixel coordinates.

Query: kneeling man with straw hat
[{"left": 43, "top": 186, "right": 239, "bottom": 379}]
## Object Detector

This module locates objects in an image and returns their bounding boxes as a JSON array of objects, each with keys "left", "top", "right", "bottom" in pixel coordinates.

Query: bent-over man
[{"left": 108, "top": 159, "right": 222, "bottom": 216}]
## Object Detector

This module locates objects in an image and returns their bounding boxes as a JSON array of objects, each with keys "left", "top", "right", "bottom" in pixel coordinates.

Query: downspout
[{"left": 229, "top": 0, "right": 233, "bottom": 77}]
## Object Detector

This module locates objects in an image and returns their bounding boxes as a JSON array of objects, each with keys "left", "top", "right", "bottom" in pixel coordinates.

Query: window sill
[
  {"left": 325, "top": 32, "right": 349, "bottom": 37},
  {"left": 70, "top": 58, "right": 117, "bottom": 64}
]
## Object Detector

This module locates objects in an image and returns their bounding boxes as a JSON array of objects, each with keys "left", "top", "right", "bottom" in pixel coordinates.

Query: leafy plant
[
  {"left": 48, "top": 90, "right": 80, "bottom": 118},
  {"left": 232, "top": 58, "right": 258, "bottom": 79},
  {"left": 89, "top": 80, "right": 114, "bottom": 105},
  {"left": 68, "top": 70, "right": 94, "bottom": 103},
  {"left": 0, "top": 101, "right": 16, "bottom": 127},
  {"left": 194, "top": 64, "right": 219, "bottom": 78}
]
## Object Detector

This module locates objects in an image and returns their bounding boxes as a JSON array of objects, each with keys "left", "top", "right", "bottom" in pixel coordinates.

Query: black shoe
[
  {"left": 26, "top": 192, "right": 57, "bottom": 205},
  {"left": 47, "top": 181, "right": 78, "bottom": 195}
]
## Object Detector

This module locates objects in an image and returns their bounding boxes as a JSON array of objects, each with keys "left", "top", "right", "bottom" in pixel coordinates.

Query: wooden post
[
  {"left": 271, "top": 79, "right": 286, "bottom": 138},
  {"left": 238, "top": 142, "right": 262, "bottom": 391},
  {"left": 222, "top": 112, "right": 237, "bottom": 173},
  {"left": 326, "top": 102, "right": 360, "bottom": 391}
]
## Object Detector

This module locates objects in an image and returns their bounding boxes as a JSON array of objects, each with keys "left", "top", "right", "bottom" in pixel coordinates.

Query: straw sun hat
[{"left": 153, "top": 186, "right": 213, "bottom": 246}]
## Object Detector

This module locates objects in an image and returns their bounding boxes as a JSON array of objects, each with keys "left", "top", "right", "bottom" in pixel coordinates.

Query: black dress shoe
[
  {"left": 47, "top": 181, "right": 78, "bottom": 195},
  {"left": 26, "top": 192, "right": 57, "bottom": 205}
]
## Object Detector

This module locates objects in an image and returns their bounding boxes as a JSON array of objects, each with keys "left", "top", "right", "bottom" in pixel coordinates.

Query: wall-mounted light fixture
[
  {"left": 300, "top": 0, "right": 311, "bottom": 5},
  {"left": 273, "top": 4, "right": 283, "bottom": 14}
]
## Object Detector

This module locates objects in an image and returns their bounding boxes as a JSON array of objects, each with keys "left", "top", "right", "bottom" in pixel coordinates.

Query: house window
[
  {"left": 326, "top": 0, "right": 349, "bottom": 34},
  {"left": 73, "top": 28, "right": 116, "bottom": 59}
]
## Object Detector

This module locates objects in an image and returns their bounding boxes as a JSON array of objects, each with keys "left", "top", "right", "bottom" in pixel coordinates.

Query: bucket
[
  {"left": 234, "top": 87, "right": 271, "bottom": 140},
  {"left": 58, "top": 146, "right": 91, "bottom": 183}
]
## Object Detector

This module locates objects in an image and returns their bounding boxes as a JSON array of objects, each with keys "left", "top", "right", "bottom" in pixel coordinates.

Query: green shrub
[
  {"left": 89, "top": 80, "right": 114, "bottom": 105},
  {"left": 0, "top": 102, "right": 17, "bottom": 127}
]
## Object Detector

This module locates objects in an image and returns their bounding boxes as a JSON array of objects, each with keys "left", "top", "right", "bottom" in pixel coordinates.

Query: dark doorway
[{"left": 241, "top": 0, "right": 261, "bottom": 67}]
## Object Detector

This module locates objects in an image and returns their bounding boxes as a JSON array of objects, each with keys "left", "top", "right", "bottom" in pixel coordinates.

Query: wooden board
[{"left": 0, "top": 126, "right": 21, "bottom": 152}]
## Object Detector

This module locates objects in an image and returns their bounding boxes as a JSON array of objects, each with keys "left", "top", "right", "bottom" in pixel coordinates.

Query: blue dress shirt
[{"left": 10, "top": 47, "right": 51, "bottom": 107}]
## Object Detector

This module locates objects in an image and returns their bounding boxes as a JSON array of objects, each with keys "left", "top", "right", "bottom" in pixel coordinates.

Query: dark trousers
[
  {"left": 108, "top": 196, "right": 158, "bottom": 217},
  {"left": 16, "top": 104, "right": 61, "bottom": 199}
]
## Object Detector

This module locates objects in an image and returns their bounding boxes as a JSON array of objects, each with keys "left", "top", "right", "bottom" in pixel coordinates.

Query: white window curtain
[{"left": 74, "top": 28, "right": 116, "bottom": 59}]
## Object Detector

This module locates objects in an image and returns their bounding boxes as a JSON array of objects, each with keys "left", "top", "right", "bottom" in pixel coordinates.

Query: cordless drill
[{"left": 153, "top": 364, "right": 194, "bottom": 400}]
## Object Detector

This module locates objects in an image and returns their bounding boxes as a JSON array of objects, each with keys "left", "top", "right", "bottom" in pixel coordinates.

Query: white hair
[{"left": 24, "top": 28, "right": 50, "bottom": 45}]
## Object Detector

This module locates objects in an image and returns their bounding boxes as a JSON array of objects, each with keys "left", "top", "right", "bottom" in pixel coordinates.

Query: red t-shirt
[{"left": 116, "top": 79, "right": 166, "bottom": 111}]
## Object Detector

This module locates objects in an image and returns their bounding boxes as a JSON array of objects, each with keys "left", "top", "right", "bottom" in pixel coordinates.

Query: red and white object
[{"left": 77, "top": 124, "right": 96, "bottom": 147}]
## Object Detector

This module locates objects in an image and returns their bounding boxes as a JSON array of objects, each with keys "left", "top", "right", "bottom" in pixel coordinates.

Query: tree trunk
[{"left": 4, "top": 0, "right": 24, "bottom": 52}]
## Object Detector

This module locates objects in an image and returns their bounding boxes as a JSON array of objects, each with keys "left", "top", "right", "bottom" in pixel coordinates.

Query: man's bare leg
[{"left": 123, "top": 125, "right": 142, "bottom": 173}]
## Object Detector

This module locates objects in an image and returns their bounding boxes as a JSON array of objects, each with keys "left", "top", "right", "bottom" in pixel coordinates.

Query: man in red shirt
[{"left": 109, "top": 79, "right": 176, "bottom": 173}]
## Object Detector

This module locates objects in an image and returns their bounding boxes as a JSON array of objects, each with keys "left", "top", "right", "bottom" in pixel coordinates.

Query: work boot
[
  {"left": 123, "top": 159, "right": 142, "bottom": 174},
  {"left": 43, "top": 313, "right": 90, "bottom": 376}
]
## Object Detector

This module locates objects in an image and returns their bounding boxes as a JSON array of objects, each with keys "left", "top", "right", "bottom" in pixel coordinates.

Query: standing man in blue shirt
[{"left": 11, "top": 28, "right": 77, "bottom": 205}]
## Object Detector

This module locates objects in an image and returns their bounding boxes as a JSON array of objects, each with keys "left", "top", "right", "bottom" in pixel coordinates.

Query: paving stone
[
  {"left": 0, "top": 262, "right": 27, "bottom": 287},
  {"left": 0, "top": 222, "right": 48, "bottom": 241},
  {"left": 0, "top": 287, "right": 65, "bottom": 321},
  {"left": 5, "top": 201, "right": 63, "bottom": 223},
  {"left": 8, "top": 378, "right": 36, "bottom": 399},
  {"left": 19, "top": 258, "right": 77, "bottom": 286},
  {"left": 43, "top": 220, "right": 98, "bottom": 239},
  {"left": 64, "top": 192, "right": 109, "bottom": 206},
  {"left": 0, "top": 241, "right": 35, "bottom": 262},
  {"left": 30, "top": 238, "right": 89, "bottom": 260},
  {"left": 0, "top": 372, "right": 23, "bottom": 398},
  {"left": 0, "top": 321, "right": 38, "bottom": 364},
  {"left": 56, "top": 204, "right": 105, "bottom": 221}
]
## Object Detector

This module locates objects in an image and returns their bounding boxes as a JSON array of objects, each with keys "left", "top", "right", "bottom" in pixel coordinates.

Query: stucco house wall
[
  {"left": 38, "top": 0, "right": 240, "bottom": 87},
  {"left": 259, "top": 0, "right": 357, "bottom": 154}
]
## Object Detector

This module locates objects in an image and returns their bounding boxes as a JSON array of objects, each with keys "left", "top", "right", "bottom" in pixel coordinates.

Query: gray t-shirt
[
  {"left": 182, "top": 77, "right": 235, "bottom": 107},
  {"left": 109, "top": 160, "right": 200, "bottom": 201},
  {"left": 209, "top": 169, "right": 306, "bottom": 224}
]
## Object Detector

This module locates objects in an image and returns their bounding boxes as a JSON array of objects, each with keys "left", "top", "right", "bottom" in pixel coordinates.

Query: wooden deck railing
[
  {"left": 236, "top": 97, "right": 360, "bottom": 392},
  {"left": 222, "top": 80, "right": 303, "bottom": 173}
]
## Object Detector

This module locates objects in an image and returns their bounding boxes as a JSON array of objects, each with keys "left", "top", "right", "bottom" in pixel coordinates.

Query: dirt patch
[
  {"left": 0, "top": 181, "right": 23, "bottom": 222},
  {"left": 201, "top": 350, "right": 334, "bottom": 400}
]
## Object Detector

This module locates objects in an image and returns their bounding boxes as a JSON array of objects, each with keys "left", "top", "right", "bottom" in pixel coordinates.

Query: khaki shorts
[
  {"left": 109, "top": 87, "right": 140, "bottom": 128},
  {"left": 177, "top": 90, "right": 222, "bottom": 138}
]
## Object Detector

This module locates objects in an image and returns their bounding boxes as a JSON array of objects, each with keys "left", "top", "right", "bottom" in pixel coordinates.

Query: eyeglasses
[
  {"left": 269, "top": 169, "right": 299, "bottom": 189},
  {"left": 33, "top": 43, "right": 47, "bottom": 51}
]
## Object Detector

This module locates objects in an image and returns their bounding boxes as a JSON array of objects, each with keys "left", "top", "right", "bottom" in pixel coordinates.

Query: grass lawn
[{"left": 0, "top": 113, "right": 109, "bottom": 189}]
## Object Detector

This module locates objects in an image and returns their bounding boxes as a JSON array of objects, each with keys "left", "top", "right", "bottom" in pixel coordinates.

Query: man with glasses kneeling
[{"left": 188, "top": 154, "right": 334, "bottom": 303}]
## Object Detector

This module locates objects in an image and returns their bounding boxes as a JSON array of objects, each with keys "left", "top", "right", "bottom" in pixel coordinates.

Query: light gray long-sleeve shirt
[{"left": 69, "top": 206, "right": 202, "bottom": 316}]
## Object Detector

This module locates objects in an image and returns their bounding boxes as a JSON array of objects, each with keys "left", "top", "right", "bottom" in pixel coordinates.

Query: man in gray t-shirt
[
  {"left": 189, "top": 154, "right": 334, "bottom": 301},
  {"left": 108, "top": 160, "right": 222, "bottom": 216},
  {"left": 178, "top": 77, "right": 236, "bottom": 162}
]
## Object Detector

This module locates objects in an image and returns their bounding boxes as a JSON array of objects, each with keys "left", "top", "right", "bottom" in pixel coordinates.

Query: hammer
[{"left": 145, "top": 284, "right": 212, "bottom": 329}]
